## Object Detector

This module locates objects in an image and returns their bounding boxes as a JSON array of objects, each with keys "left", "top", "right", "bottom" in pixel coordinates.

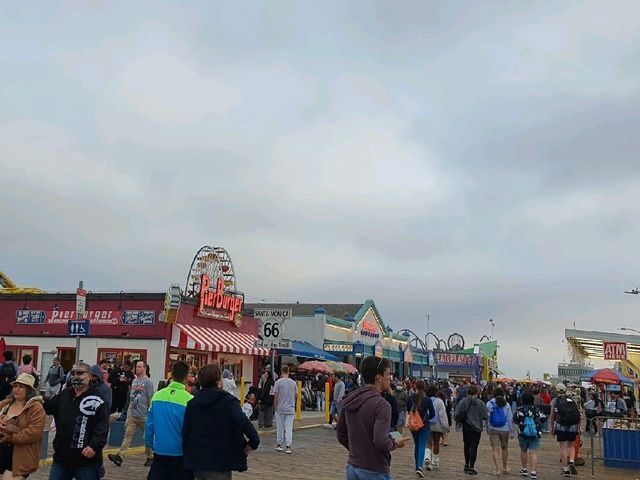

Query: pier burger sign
[{"left": 185, "top": 245, "right": 244, "bottom": 327}]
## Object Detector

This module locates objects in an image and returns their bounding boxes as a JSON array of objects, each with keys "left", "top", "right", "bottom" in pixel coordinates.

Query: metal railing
[{"left": 586, "top": 415, "right": 640, "bottom": 477}]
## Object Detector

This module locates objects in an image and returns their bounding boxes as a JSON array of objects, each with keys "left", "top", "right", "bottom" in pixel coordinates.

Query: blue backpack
[
  {"left": 489, "top": 401, "right": 507, "bottom": 428},
  {"left": 429, "top": 397, "right": 439, "bottom": 425},
  {"left": 522, "top": 415, "right": 538, "bottom": 438}
]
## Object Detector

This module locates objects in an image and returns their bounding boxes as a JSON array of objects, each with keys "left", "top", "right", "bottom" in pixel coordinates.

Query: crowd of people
[
  {"left": 0, "top": 349, "right": 264, "bottom": 480},
  {"left": 332, "top": 360, "right": 639, "bottom": 479},
  {"left": 0, "top": 347, "right": 638, "bottom": 480}
]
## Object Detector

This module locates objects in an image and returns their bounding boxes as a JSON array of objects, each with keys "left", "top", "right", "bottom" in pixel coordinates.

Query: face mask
[{"left": 71, "top": 378, "right": 86, "bottom": 389}]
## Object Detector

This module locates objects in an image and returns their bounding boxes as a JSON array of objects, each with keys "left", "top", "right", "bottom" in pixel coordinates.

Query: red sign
[
  {"left": 197, "top": 273, "right": 244, "bottom": 326},
  {"left": 15, "top": 310, "right": 155, "bottom": 325},
  {"left": 360, "top": 319, "right": 381, "bottom": 338},
  {"left": 604, "top": 342, "right": 627, "bottom": 360}
]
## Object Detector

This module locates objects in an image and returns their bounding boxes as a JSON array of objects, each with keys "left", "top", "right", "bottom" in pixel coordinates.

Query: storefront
[
  {"left": 0, "top": 292, "right": 168, "bottom": 381},
  {"left": 246, "top": 299, "right": 419, "bottom": 378},
  {"left": 0, "top": 246, "right": 268, "bottom": 387}
]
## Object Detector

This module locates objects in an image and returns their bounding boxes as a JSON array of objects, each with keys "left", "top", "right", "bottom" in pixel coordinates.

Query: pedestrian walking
[
  {"left": 396, "top": 382, "right": 409, "bottom": 434},
  {"left": 18, "top": 355, "right": 37, "bottom": 377},
  {"left": 44, "top": 362, "right": 109, "bottom": 480},
  {"left": 454, "top": 385, "right": 487, "bottom": 475},
  {"left": 43, "top": 357, "right": 65, "bottom": 399},
  {"left": 381, "top": 385, "right": 399, "bottom": 432},
  {"left": 325, "top": 372, "right": 345, "bottom": 429},
  {"left": 406, "top": 380, "right": 435, "bottom": 478},
  {"left": 550, "top": 383, "right": 581, "bottom": 477},
  {"left": 258, "top": 371, "right": 274, "bottom": 429},
  {"left": 0, "top": 373, "right": 46, "bottom": 480},
  {"left": 182, "top": 363, "right": 260, "bottom": 480},
  {"left": 337, "top": 356, "right": 406, "bottom": 480},
  {"left": 145, "top": 361, "right": 193, "bottom": 480},
  {"left": 584, "top": 392, "right": 604, "bottom": 434},
  {"left": 108, "top": 360, "right": 155, "bottom": 468},
  {"left": 514, "top": 391, "right": 546, "bottom": 480},
  {"left": 441, "top": 381, "right": 453, "bottom": 446},
  {"left": 222, "top": 370, "right": 236, "bottom": 394},
  {"left": 272, "top": 366, "right": 297, "bottom": 454},
  {"left": 425, "top": 386, "right": 449, "bottom": 471},
  {"left": 486, "top": 387, "right": 516, "bottom": 475},
  {"left": 109, "top": 361, "right": 134, "bottom": 413},
  {"left": 313, "top": 373, "right": 326, "bottom": 412}
]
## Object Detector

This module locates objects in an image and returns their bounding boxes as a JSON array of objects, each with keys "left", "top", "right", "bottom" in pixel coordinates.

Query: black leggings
[{"left": 462, "top": 423, "right": 482, "bottom": 468}]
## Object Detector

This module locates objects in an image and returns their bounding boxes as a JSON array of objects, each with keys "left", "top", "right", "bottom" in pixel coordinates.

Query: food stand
[{"left": 581, "top": 368, "right": 639, "bottom": 469}]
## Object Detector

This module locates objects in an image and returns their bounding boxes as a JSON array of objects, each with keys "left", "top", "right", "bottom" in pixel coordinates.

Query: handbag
[{"left": 406, "top": 408, "right": 425, "bottom": 432}]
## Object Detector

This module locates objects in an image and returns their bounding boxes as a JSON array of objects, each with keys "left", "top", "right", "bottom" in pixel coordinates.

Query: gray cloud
[{"left": 2, "top": 1, "right": 640, "bottom": 378}]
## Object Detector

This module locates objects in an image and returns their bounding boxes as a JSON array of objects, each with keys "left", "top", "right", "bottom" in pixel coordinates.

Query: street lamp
[
  {"left": 619, "top": 327, "right": 640, "bottom": 334},
  {"left": 489, "top": 318, "right": 495, "bottom": 340},
  {"left": 426, "top": 314, "right": 430, "bottom": 351}
]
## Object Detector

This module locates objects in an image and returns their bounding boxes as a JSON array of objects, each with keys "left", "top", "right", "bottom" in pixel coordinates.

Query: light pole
[
  {"left": 426, "top": 314, "right": 430, "bottom": 351},
  {"left": 489, "top": 318, "right": 495, "bottom": 340},
  {"left": 619, "top": 327, "right": 640, "bottom": 334}
]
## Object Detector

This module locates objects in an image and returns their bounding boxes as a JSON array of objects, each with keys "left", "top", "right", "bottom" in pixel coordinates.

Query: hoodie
[
  {"left": 44, "top": 384, "right": 109, "bottom": 468},
  {"left": 337, "top": 386, "right": 397, "bottom": 474},
  {"left": 90, "top": 364, "right": 112, "bottom": 410},
  {"left": 182, "top": 387, "right": 260, "bottom": 472}
]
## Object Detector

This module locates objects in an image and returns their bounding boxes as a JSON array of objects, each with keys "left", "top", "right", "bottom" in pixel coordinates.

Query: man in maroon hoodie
[{"left": 337, "top": 356, "right": 406, "bottom": 479}]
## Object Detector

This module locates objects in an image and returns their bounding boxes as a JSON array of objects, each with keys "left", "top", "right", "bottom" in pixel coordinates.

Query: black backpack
[
  {"left": 0, "top": 362, "right": 16, "bottom": 387},
  {"left": 556, "top": 396, "right": 580, "bottom": 426}
]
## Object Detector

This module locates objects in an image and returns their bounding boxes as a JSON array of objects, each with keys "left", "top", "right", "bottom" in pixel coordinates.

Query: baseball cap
[{"left": 556, "top": 383, "right": 567, "bottom": 392}]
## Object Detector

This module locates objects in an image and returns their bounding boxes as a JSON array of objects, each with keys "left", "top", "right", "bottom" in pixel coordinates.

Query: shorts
[
  {"left": 518, "top": 437, "right": 541, "bottom": 451},
  {"left": 556, "top": 431, "right": 578, "bottom": 442},
  {"left": 489, "top": 430, "right": 510, "bottom": 449},
  {"left": 330, "top": 401, "right": 342, "bottom": 416}
]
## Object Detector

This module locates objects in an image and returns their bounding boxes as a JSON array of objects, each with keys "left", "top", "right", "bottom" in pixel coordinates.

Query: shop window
[
  {"left": 168, "top": 351, "right": 209, "bottom": 371},
  {"left": 5, "top": 345, "right": 39, "bottom": 370},
  {"left": 97, "top": 348, "right": 147, "bottom": 369}
]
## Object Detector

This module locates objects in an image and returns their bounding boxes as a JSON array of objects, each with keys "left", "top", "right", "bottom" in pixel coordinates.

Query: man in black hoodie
[
  {"left": 337, "top": 356, "right": 406, "bottom": 479},
  {"left": 182, "top": 362, "right": 260, "bottom": 478},
  {"left": 45, "top": 361, "right": 109, "bottom": 480}
]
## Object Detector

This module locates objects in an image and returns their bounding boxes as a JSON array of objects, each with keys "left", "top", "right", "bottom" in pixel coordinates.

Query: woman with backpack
[
  {"left": 486, "top": 387, "right": 516, "bottom": 475},
  {"left": 454, "top": 385, "right": 488, "bottom": 476},
  {"left": 513, "top": 391, "right": 546, "bottom": 480},
  {"left": 406, "top": 380, "right": 435, "bottom": 478},
  {"left": 424, "top": 385, "right": 449, "bottom": 471}
]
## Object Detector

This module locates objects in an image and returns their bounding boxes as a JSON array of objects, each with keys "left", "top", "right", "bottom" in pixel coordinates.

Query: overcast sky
[{"left": 2, "top": 1, "right": 640, "bottom": 378}]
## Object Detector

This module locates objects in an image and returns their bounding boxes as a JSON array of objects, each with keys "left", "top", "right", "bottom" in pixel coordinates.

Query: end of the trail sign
[{"left": 68, "top": 319, "right": 90, "bottom": 337}]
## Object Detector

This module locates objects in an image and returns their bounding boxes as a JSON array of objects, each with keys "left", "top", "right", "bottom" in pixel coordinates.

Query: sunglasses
[{"left": 71, "top": 370, "right": 88, "bottom": 376}]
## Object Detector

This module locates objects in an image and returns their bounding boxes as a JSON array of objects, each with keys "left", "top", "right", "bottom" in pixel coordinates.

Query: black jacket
[
  {"left": 259, "top": 379, "right": 275, "bottom": 407},
  {"left": 182, "top": 387, "right": 260, "bottom": 473},
  {"left": 381, "top": 392, "right": 399, "bottom": 430},
  {"left": 44, "top": 385, "right": 109, "bottom": 467}
]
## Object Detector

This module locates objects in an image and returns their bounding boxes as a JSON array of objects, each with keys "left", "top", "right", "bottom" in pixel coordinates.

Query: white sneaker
[
  {"left": 275, "top": 444, "right": 283, "bottom": 452},
  {"left": 285, "top": 446, "right": 293, "bottom": 454}
]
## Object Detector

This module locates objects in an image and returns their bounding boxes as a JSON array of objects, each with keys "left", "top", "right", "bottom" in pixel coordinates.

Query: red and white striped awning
[{"left": 171, "top": 324, "right": 269, "bottom": 356}]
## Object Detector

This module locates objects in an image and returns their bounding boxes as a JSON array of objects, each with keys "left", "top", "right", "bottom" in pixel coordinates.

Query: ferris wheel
[{"left": 185, "top": 246, "right": 238, "bottom": 297}]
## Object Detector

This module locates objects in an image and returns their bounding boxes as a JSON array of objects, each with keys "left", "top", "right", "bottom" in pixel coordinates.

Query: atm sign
[{"left": 603, "top": 342, "right": 627, "bottom": 360}]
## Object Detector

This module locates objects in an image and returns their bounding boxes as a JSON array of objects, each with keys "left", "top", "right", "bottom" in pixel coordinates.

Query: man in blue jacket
[
  {"left": 145, "top": 361, "right": 193, "bottom": 480},
  {"left": 182, "top": 363, "right": 260, "bottom": 478}
]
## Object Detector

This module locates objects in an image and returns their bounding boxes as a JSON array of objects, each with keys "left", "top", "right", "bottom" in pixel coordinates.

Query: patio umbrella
[
  {"left": 324, "top": 361, "right": 348, "bottom": 374},
  {"left": 337, "top": 362, "right": 358, "bottom": 375},
  {"left": 581, "top": 368, "right": 634, "bottom": 386},
  {"left": 298, "top": 360, "right": 333, "bottom": 374},
  {"left": 518, "top": 378, "right": 536, "bottom": 384}
]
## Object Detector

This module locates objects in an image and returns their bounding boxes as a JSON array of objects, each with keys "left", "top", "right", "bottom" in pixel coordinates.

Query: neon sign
[{"left": 198, "top": 273, "right": 244, "bottom": 326}]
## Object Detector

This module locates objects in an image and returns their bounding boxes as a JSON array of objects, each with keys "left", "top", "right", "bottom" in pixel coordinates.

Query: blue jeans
[
  {"left": 49, "top": 462, "right": 100, "bottom": 480},
  {"left": 411, "top": 427, "right": 430, "bottom": 470},
  {"left": 346, "top": 463, "right": 392, "bottom": 480}
]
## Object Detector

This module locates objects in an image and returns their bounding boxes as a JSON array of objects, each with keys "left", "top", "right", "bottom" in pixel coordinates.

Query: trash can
[{"left": 107, "top": 420, "right": 145, "bottom": 447}]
